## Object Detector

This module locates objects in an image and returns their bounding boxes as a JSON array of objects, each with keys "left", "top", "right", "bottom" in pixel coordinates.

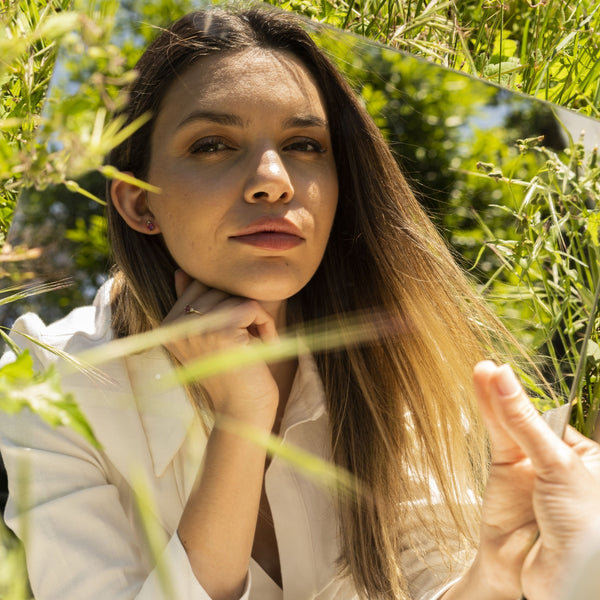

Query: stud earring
[{"left": 145, "top": 220, "right": 155, "bottom": 232}]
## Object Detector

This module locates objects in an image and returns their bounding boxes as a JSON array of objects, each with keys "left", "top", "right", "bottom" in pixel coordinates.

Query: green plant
[
  {"left": 268, "top": 0, "right": 600, "bottom": 117},
  {"left": 1, "top": 0, "right": 71, "bottom": 242},
  {"left": 473, "top": 133, "right": 600, "bottom": 433},
  {"left": 0, "top": 2, "right": 136, "bottom": 594},
  {"left": 0, "top": 517, "right": 29, "bottom": 600},
  {"left": 0, "top": 0, "right": 149, "bottom": 249}
]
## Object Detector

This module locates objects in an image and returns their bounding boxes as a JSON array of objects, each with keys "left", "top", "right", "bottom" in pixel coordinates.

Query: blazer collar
[
  {"left": 279, "top": 350, "right": 326, "bottom": 436},
  {"left": 60, "top": 346, "right": 195, "bottom": 482},
  {"left": 59, "top": 279, "right": 196, "bottom": 480}
]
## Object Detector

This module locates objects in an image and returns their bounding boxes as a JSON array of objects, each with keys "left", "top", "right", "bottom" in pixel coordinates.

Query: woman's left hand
[{"left": 472, "top": 361, "right": 600, "bottom": 600}]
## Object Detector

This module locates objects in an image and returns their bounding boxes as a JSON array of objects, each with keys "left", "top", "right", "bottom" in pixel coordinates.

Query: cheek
[
  {"left": 315, "top": 179, "right": 338, "bottom": 240},
  {"left": 154, "top": 202, "right": 226, "bottom": 275}
]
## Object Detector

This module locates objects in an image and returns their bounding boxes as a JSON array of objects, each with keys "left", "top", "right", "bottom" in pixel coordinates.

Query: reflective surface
[{"left": 3, "top": 0, "right": 600, "bottom": 325}]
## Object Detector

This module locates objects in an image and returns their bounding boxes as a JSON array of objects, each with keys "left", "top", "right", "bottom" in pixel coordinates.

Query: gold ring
[{"left": 184, "top": 304, "right": 203, "bottom": 316}]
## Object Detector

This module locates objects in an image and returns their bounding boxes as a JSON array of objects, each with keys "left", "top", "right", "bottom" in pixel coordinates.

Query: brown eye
[
  {"left": 284, "top": 138, "right": 325, "bottom": 153},
  {"left": 189, "top": 137, "right": 231, "bottom": 154}
]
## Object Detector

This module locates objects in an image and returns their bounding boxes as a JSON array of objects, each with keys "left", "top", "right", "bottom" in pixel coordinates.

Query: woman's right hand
[
  {"left": 445, "top": 362, "right": 600, "bottom": 600},
  {"left": 162, "top": 270, "right": 280, "bottom": 426},
  {"left": 474, "top": 362, "right": 600, "bottom": 600},
  {"left": 451, "top": 362, "right": 600, "bottom": 600}
]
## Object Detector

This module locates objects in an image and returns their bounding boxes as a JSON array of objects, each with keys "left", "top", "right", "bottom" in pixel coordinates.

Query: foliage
[
  {"left": 2, "top": 172, "right": 110, "bottom": 324},
  {"left": 0, "top": 2, "right": 130, "bottom": 594},
  {"left": 267, "top": 0, "right": 600, "bottom": 118},
  {"left": 0, "top": 0, "right": 162, "bottom": 324},
  {"left": 0, "top": 0, "right": 136, "bottom": 240},
  {"left": 473, "top": 135, "right": 600, "bottom": 433},
  {"left": 0, "top": 517, "right": 29, "bottom": 600},
  {"left": 1, "top": 0, "right": 70, "bottom": 242},
  {"left": 0, "top": 349, "right": 97, "bottom": 446},
  {"left": 311, "top": 25, "right": 564, "bottom": 287},
  {"left": 443, "top": 97, "right": 563, "bottom": 279}
]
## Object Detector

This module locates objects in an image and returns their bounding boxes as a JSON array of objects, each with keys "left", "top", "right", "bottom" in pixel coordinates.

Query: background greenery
[{"left": 1, "top": 1, "right": 600, "bottom": 597}]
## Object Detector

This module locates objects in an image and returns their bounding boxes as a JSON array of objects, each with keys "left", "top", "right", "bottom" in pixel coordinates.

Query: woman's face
[{"left": 145, "top": 49, "right": 338, "bottom": 303}]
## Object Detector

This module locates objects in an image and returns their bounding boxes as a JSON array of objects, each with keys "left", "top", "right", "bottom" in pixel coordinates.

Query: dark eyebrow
[
  {"left": 176, "top": 111, "right": 245, "bottom": 130},
  {"left": 176, "top": 111, "right": 329, "bottom": 132},
  {"left": 283, "top": 115, "right": 329, "bottom": 129}
]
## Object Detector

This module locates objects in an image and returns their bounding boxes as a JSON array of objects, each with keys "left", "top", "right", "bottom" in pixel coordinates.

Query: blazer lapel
[{"left": 59, "top": 347, "right": 194, "bottom": 485}]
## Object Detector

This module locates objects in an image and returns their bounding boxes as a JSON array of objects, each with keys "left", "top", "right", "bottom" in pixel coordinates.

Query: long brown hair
[{"left": 107, "top": 8, "right": 513, "bottom": 598}]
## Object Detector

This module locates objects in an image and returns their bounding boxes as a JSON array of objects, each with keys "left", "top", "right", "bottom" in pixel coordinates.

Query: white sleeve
[{"left": 0, "top": 406, "right": 251, "bottom": 600}]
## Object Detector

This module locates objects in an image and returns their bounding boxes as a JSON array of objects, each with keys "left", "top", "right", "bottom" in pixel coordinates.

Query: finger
[
  {"left": 183, "top": 289, "right": 230, "bottom": 315},
  {"left": 213, "top": 298, "right": 279, "bottom": 343},
  {"left": 174, "top": 269, "right": 194, "bottom": 298},
  {"left": 248, "top": 305, "right": 279, "bottom": 343},
  {"left": 164, "top": 280, "right": 213, "bottom": 324},
  {"left": 474, "top": 360, "right": 527, "bottom": 464},
  {"left": 175, "top": 279, "right": 208, "bottom": 307},
  {"left": 488, "top": 364, "right": 572, "bottom": 477}
]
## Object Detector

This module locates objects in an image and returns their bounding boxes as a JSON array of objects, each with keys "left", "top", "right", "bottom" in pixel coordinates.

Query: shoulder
[{"left": 2, "top": 280, "right": 114, "bottom": 371}]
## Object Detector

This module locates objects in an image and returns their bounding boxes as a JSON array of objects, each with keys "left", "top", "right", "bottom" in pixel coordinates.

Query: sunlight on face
[{"left": 146, "top": 49, "right": 339, "bottom": 304}]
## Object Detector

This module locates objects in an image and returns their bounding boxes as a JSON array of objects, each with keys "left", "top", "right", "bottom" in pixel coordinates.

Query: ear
[{"left": 111, "top": 175, "right": 161, "bottom": 235}]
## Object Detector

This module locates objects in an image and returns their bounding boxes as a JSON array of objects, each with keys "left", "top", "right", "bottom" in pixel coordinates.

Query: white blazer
[{"left": 0, "top": 282, "right": 469, "bottom": 599}]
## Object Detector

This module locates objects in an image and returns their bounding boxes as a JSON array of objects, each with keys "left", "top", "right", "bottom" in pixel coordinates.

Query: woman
[{"left": 1, "top": 7, "right": 599, "bottom": 600}]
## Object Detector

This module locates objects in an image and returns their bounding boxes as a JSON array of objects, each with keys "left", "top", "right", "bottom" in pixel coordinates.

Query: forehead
[{"left": 157, "top": 49, "right": 328, "bottom": 122}]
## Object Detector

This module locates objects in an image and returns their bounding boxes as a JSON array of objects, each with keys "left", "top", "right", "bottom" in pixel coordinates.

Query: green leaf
[
  {"left": 0, "top": 351, "right": 99, "bottom": 448},
  {"left": 586, "top": 340, "right": 600, "bottom": 368},
  {"left": 588, "top": 212, "right": 600, "bottom": 247}
]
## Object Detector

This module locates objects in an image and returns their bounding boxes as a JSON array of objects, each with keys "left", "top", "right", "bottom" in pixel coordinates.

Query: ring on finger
[{"left": 184, "top": 303, "right": 204, "bottom": 316}]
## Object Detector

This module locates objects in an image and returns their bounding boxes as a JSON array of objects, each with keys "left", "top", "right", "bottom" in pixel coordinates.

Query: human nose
[{"left": 243, "top": 149, "right": 294, "bottom": 204}]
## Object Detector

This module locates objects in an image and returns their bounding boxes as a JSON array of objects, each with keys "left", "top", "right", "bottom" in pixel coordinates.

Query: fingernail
[{"left": 494, "top": 365, "right": 520, "bottom": 397}]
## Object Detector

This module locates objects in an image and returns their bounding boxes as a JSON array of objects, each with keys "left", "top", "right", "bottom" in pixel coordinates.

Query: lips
[{"left": 230, "top": 217, "right": 305, "bottom": 251}]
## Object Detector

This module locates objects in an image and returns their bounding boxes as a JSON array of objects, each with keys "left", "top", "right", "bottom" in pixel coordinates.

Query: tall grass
[
  {"left": 0, "top": 2, "right": 127, "bottom": 596},
  {"left": 270, "top": 0, "right": 600, "bottom": 117},
  {"left": 472, "top": 134, "right": 600, "bottom": 433},
  {"left": 0, "top": 0, "right": 136, "bottom": 246},
  {"left": 0, "top": 0, "right": 72, "bottom": 242}
]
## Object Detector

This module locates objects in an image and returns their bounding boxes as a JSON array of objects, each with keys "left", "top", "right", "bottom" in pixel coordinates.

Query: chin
[
  {"left": 241, "top": 288, "right": 300, "bottom": 303},
  {"left": 227, "top": 280, "right": 306, "bottom": 303}
]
